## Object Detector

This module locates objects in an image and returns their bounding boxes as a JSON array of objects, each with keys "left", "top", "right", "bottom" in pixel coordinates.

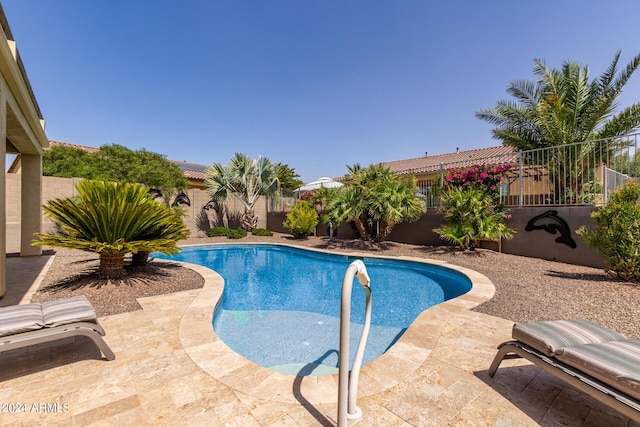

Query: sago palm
[
  {"left": 206, "top": 153, "right": 279, "bottom": 231},
  {"left": 32, "top": 180, "right": 189, "bottom": 278}
]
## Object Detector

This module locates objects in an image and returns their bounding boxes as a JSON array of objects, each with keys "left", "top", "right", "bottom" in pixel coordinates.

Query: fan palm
[
  {"left": 32, "top": 180, "right": 189, "bottom": 278},
  {"left": 434, "top": 187, "right": 514, "bottom": 251},
  {"left": 205, "top": 153, "right": 280, "bottom": 231},
  {"left": 324, "top": 164, "right": 426, "bottom": 243}
]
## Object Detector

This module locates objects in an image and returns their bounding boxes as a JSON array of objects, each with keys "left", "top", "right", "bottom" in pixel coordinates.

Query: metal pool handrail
[{"left": 338, "top": 259, "right": 371, "bottom": 426}]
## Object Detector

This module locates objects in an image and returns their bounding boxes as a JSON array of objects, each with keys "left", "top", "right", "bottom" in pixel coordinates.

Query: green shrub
[
  {"left": 433, "top": 186, "right": 514, "bottom": 251},
  {"left": 226, "top": 228, "right": 248, "bottom": 239},
  {"left": 577, "top": 180, "right": 640, "bottom": 282},
  {"left": 207, "top": 227, "right": 230, "bottom": 237},
  {"left": 207, "top": 226, "right": 248, "bottom": 239},
  {"left": 284, "top": 200, "right": 319, "bottom": 239},
  {"left": 251, "top": 228, "right": 273, "bottom": 236}
]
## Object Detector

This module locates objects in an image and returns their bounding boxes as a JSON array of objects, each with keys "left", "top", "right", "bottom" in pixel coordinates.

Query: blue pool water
[{"left": 155, "top": 244, "right": 471, "bottom": 375}]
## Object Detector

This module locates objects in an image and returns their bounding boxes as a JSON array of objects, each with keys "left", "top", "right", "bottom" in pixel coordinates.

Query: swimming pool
[{"left": 156, "top": 244, "right": 472, "bottom": 375}]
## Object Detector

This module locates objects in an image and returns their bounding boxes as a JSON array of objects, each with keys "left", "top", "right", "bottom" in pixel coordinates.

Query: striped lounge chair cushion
[
  {"left": 42, "top": 295, "right": 97, "bottom": 327},
  {"left": 512, "top": 319, "right": 627, "bottom": 356},
  {"left": 556, "top": 339, "right": 640, "bottom": 401},
  {"left": 0, "top": 303, "right": 44, "bottom": 337}
]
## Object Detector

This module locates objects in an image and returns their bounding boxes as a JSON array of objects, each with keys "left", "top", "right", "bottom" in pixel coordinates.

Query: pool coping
[{"left": 175, "top": 242, "right": 496, "bottom": 405}]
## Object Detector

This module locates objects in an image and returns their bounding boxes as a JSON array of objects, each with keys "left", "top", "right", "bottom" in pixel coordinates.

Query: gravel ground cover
[{"left": 33, "top": 232, "right": 639, "bottom": 338}]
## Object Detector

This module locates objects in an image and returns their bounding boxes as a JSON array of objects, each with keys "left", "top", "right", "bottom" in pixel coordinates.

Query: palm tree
[
  {"left": 323, "top": 164, "right": 426, "bottom": 243},
  {"left": 476, "top": 50, "right": 640, "bottom": 149},
  {"left": 205, "top": 153, "right": 280, "bottom": 231},
  {"left": 32, "top": 180, "right": 189, "bottom": 278},
  {"left": 434, "top": 186, "right": 514, "bottom": 251},
  {"left": 476, "top": 50, "right": 640, "bottom": 202}
]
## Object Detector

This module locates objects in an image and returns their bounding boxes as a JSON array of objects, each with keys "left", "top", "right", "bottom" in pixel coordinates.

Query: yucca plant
[{"left": 32, "top": 180, "right": 189, "bottom": 278}]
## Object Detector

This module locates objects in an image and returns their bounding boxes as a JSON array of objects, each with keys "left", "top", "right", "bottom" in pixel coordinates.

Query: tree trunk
[
  {"left": 353, "top": 217, "right": 371, "bottom": 242},
  {"left": 376, "top": 220, "right": 396, "bottom": 243},
  {"left": 98, "top": 253, "right": 126, "bottom": 278},
  {"left": 242, "top": 208, "right": 258, "bottom": 231},
  {"left": 132, "top": 251, "right": 149, "bottom": 267}
]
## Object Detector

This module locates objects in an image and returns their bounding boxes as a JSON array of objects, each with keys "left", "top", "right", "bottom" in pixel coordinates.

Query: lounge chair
[
  {"left": 0, "top": 295, "right": 115, "bottom": 361},
  {"left": 488, "top": 319, "right": 639, "bottom": 422}
]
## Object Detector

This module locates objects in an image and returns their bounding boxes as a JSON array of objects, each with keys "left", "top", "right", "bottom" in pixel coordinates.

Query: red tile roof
[{"left": 384, "top": 145, "right": 518, "bottom": 175}]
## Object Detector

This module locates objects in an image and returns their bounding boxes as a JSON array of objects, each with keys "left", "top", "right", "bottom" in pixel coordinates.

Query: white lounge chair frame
[
  {"left": 489, "top": 340, "right": 640, "bottom": 422},
  {"left": 0, "top": 320, "right": 115, "bottom": 361}
]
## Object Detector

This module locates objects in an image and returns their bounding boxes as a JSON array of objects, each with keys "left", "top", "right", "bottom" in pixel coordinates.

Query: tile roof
[
  {"left": 169, "top": 159, "right": 209, "bottom": 181},
  {"left": 48, "top": 140, "right": 99, "bottom": 153},
  {"left": 384, "top": 145, "right": 518, "bottom": 175},
  {"left": 46, "top": 141, "right": 209, "bottom": 182}
]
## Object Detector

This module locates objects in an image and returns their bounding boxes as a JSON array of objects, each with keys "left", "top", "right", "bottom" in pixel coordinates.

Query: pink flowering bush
[
  {"left": 435, "top": 163, "right": 514, "bottom": 250},
  {"left": 444, "top": 163, "right": 512, "bottom": 219},
  {"left": 444, "top": 163, "right": 511, "bottom": 198},
  {"left": 299, "top": 191, "right": 322, "bottom": 213}
]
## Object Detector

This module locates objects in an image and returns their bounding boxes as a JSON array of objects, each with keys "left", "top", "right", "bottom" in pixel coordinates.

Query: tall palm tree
[
  {"left": 476, "top": 50, "right": 640, "bottom": 149},
  {"left": 324, "top": 164, "right": 426, "bottom": 243},
  {"left": 476, "top": 50, "right": 640, "bottom": 202},
  {"left": 205, "top": 153, "right": 280, "bottom": 231},
  {"left": 32, "top": 180, "right": 189, "bottom": 278}
]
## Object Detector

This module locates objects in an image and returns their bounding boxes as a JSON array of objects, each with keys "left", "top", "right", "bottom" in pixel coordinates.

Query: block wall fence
[
  {"left": 268, "top": 205, "right": 605, "bottom": 268},
  {"left": 7, "top": 174, "right": 604, "bottom": 268},
  {"left": 5, "top": 174, "right": 267, "bottom": 253}
]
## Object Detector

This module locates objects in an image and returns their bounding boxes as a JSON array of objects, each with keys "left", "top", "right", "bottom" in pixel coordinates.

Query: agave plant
[{"left": 32, "top": 180, "right": 189, "bottom": 278}]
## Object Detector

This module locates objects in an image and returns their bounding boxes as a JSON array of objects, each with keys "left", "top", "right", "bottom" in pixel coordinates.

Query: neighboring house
[
  {"left": 336, "top": 146, "right": 522, "bottom": 206},
  {"left": 168, "top": 159, "right": 208, "bottom": 190},
  {"left": 9, "top": 140, "right": 210, "bottom": 190},
  {"left": 384, "top": 145, "right": 517, "bottom": 185},
  {"left": 0, "top": 4, "right": 49, "bottom": 296},
  {"left": 373, "top": 142, "right": 624, "bottom": 207}
]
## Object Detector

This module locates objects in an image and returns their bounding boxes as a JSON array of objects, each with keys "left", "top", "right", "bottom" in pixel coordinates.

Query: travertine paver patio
[{"left": 1, "top": 252, "right": 638, "bottom": 426}]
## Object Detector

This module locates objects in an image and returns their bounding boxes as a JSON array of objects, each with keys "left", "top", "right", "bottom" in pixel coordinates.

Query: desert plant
[
  {"left": 251, "top": 228, "right": 273, "bottom": 236},
  {"left": 434, "top": 186, "right": 514, "bottom": 251},
  {"left": 577, "top": 180, "right": 640, "bottom": 282},
  {"left": 206, "top": 153, "right": 280, "bottom": 231},
  {"left": 323, "top": 164, "right": 426, "bottom": 243},
  {"left": 32, "top": 180, "right": 189, "bottom": 278},
  {"left": 476, "top": 50, "right": 640, "bottom": 151},
  {"left": 131, "top": 206, "right": 189, "bottom": 266},
  {"left": 284, "top": 200, "right": 319, "bottom": 238}
]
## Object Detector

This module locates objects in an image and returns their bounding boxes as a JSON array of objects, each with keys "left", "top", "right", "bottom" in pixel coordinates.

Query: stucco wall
[
  {"left": 268, "top": 206, "right": 604, "bottom": 268},
  {"left": 500, "top": 206, "right": 603, "bottom": 268},
  {"left": 5, "top": 175, "right": 268, "bottom": 252},
  {"left": 8, "top": 174, "right": 605, "bottom": 268}
]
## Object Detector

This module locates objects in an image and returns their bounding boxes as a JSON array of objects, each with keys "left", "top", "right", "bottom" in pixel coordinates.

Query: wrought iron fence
[
  {"left": 267, "top": 133, "right": 639, "bottom": 212},
  {"left": 432, "top": 133, "right": 639, "bottom": 207}
]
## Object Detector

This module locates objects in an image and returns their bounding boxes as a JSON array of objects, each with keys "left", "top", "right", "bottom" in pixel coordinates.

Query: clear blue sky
[{"left": 3, "top": 1, "right": 640, "bottom": 182}]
